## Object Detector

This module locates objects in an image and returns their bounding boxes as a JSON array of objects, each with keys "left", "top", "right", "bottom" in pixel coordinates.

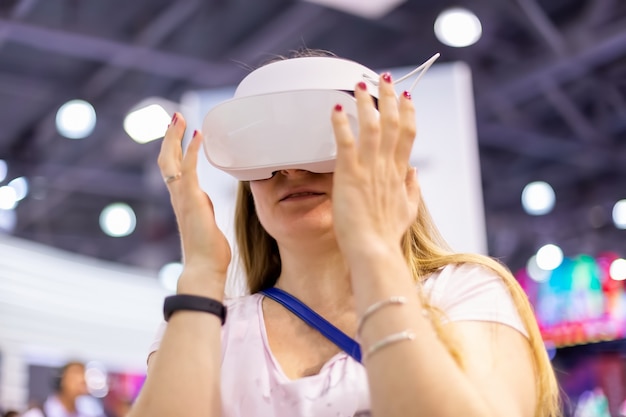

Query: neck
[
  {"left": 57, "top": 393, "right": 77, "bottom": 413},
  {"left": 274, "top": 239, "right": 354, "bottom": 316}
]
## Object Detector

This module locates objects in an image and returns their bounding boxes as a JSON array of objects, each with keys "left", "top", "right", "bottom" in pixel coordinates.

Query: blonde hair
[{"left": 234, "top": 182, "right": 561, "bottom": 417}]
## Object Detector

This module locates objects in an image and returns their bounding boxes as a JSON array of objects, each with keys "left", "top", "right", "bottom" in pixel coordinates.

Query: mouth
[{"left": 280, "top": 191, "right": 325, "bottom": 201}]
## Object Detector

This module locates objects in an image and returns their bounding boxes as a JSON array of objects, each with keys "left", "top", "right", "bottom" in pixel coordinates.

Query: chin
[{"left": 278, "top": 216, "right": 334, "bottom": 239}]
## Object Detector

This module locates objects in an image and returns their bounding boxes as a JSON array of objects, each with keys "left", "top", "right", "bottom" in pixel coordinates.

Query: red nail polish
[
  {"left": 403, "top": 91, "right": 412, "bottom": 100},
  {"left": 382, "top": 73, "right": 392, "bottom": 83},
  {"left": 172, "top": 113, "right": 178, "bottom": 125},
  {"left": 192, "top": 129, "right": 198, "bottom": 138},
  {"left": 334, "top": 104, "right": 343, "bottom": 112},
  {"left": 357, "top": 81, "right": 367, "bottom": 91}
]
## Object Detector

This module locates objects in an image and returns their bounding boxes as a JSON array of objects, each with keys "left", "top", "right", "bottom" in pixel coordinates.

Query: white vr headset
[{"left": 201, "top": 54, "right": 440, "bottom": 181}]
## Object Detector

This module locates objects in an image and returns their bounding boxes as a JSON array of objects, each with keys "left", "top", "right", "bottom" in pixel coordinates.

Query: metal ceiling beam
[
  {"left": 514, "top": 0, "right": 567, "bottom": 56},
  {"left": 579, "top": 0, "right": 617, "bottom": 29},
  {"left": 478, "top": 20, "right": 626, "bottom": 105},
  {"left": 82, "top": 0, "right": 203, "bottom": 98},
  {"left": 0, "top": 0, "right": 39, "bottom": 48},
  {"left": 228, "top": 2, "right": 334, "bottom": 64},
  {"left": 540, "top": 79, "right": 605, "bottom": 142},
  {"left": 479, "top": 124, "right": 626, "bottom": 174},
  {"left": 0, "top": 71, "right": 55, "bottom": 102},
  {"left": 0, "top": 18, "right": 238, "bottom": 87}
]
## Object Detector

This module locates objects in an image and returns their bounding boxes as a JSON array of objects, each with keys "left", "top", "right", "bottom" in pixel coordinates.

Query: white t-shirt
[
  {"left": 149, "top": 263, "right": 527, "bottom": 417},
  {"left": 21, "top": 395, "right": 104, "bottom": 417}
]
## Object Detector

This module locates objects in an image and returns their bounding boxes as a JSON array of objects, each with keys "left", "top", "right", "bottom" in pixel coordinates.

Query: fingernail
[
  {"left": 382, "top": 73, "right": 392, "bottom": 83},
  {"left": 403, "top": 91, "right": 412, "bottom": 100},
  {"left": 334, "top": 104, "right": 343, "bottom": 112},
  {"left": 192, "top": 129, "right": 198, "bottom": 138},
  {"left": 357, "top": 81, "right": 367, "bottom": 91},
  {"left": 172, "top": 113, "right": 178, "bottom": 125}
]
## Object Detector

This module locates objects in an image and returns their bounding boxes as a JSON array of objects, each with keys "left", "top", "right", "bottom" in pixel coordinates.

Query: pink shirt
[{"left": 149, "top": 264, "right": 527, "bottom": 417}]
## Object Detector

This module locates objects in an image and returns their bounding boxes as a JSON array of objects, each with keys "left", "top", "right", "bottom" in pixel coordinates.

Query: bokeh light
[
  {"left": 610, "top": 258, "right": 626, "bottom": 281},
  {"left": 434, "top": 8, "right": 483, "bottom": 48},
  {"left": 612, "top": 199, "right": 626, "bottom": 229},
  {"left": 99, "top": 203, "right": 137, "bottom": 237},
  {"left": 158, "top": 262, "right": 184, "bottom": 292},
  {"left": 124, "top": 104, "right": 171, "bottom": 144},
  {"left": 8, "top": 176, "right": 28, "bottom": 201},
  {"left": 56, "top": 99, "right": 97, "bottom": 139},
  {"left": 536, "top": 244, "right": 564, "bottom": 271},
  {"left": 527, "top": 255, "right": 551, "bottom": 282},
  {"left": 0, "top": 159, "right": 7, "bottom": 182},
  {"left": 521, "top": 181, "right": 555, "bottom": 216},
  {"left": 0, "top": 209, "right": 16, "bottom": 232},
  {"left": 0, "top": 186, "right": 18, "bottom": 210}
]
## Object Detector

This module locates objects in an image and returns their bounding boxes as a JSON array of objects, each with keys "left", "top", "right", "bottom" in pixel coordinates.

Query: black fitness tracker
[{"left": 163, "top": 294, "right": 227, "bottom": 325}]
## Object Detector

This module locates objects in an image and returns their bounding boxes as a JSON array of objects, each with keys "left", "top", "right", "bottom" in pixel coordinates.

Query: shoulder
[
  {"left": 423, "top": 262, "right": 528, "bottom": 336},
  {"left": 423, "top": 262, "right": 505, "bottom": 297},
  {"left": 225, "top": 293, "right": 261, "bottom": 317}
]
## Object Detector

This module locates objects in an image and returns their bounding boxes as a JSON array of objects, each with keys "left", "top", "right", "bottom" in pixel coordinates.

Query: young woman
[{"left": 129, "top": 51, "right": 562, "bottom": 417}]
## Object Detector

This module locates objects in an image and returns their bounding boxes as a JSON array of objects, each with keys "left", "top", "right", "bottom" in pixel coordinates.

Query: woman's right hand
[{"left": 157, "top": 113, "right": 232, "bottom": 297}]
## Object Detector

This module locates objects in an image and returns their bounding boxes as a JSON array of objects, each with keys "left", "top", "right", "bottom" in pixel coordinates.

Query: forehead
[{"left": 64, "top": 364, "right": 85, "bottom": 375}]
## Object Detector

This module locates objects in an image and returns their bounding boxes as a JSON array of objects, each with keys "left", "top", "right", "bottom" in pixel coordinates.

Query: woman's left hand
[{"left": 330, "top": 73, "right": 420, "bottom": 258}]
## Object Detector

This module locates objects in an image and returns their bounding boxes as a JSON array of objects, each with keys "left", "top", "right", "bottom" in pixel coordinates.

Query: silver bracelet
[
  {"left": 357, "top": 296, "right": 407, "bottom": 336},
  {"left": 364, "top": 330, "right": 416, "bottom": 362}
]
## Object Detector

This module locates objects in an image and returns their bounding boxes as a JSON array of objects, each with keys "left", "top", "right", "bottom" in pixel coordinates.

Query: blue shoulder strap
[{"left": 260, "top": 287, "right": 362, "bottom": 363}]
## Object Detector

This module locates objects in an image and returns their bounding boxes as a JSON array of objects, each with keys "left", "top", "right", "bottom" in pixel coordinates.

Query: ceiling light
[
  {"left": 0, "top": 209, "right": 16, "bottom": 233},
  {"left": 535, "top": 244, "right": 563, "bottom": 271},
  {"left": 99, "top": 202, "right": 137, "bottom": 237},
  {"left": 55, "top": 99, "right": 97, "bottom": 139},
  {"left": 0, "top": 159, "right": 7, "bottom": 183},
  {"left": 124, "top": 97, "right": 179, "bottom": 144},
  {"left": 526, "top": 255, "right": 550, "bottom": 282},
  {"left": 8, "top": 177, "right": 28, "bottom": 201},
  {"left": 85, "top": 362, "right": 109, "bottom": 398},
  {"left": 434, "top": 7, "right": 482, "bottom": 48},
  {"left": 521, "top": 181, "right": 555, "bottom": 216},
  {"left": 612, "top": 199, "right": 626, "bottom": 229},
  {"left": 302, "top": 0, "right": 406, "bottom": 19},
  {"left": 610, "top": 259, "right": 626, "bottom": 281},
  {"left": 0, "top": 186, "right": 18, "bottom": 210}
]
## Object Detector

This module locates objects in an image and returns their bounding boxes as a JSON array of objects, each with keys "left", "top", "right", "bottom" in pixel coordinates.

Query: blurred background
[{"left": 0, "top": 0, "right": 625, "bottom": 416}]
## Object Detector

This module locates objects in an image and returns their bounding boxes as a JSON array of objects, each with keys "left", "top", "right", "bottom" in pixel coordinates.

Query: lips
[{"left": 280, "top": 190, "right": 324, "bottom": 201}]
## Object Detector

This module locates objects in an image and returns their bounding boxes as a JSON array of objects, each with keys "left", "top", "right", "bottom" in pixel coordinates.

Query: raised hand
[
  {"left": 330, "top": 74, "right": 420, "bottom": 259},
  {"left": 157, "top": 113, "right": 231, "bottom": 293}
]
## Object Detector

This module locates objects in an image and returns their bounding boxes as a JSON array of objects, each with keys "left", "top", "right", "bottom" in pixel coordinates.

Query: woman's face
[{"left": 249, "top": 169, "right": 334, "bottom": 241}]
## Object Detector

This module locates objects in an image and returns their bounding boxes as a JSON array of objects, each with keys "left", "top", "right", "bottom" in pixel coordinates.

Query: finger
[
  {"left": 157, "top": 112, "right": 187, "bottom": 177},
  {"left": 377, "top": 72, "right": 401, "bottom": 158},
  {"left": 331, "top": 104, "right": 358, "bottom": 175},
  {"left": 395, "top": 91, "right": 417, "bottom": 168},
  {"left": 180, "top": 129, "right": 203, "bottom": 189},
  {"left": 353, "top": 81, "right": 380, "bottom": 166}
]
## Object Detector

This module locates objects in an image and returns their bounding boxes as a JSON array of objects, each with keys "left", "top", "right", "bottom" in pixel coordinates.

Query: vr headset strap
[{"left": 260, "top": 287, "right": 362, "bottom": 363}]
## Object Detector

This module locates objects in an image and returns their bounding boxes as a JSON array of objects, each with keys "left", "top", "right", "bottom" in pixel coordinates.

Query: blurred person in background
[{"left": 22, "top": 361, "right": 103, "bottom": 417}]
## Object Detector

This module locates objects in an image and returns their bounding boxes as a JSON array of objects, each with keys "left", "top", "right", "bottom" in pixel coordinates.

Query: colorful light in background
[{"left": 516, "top": 252, "right": 626, "bottom": 348}]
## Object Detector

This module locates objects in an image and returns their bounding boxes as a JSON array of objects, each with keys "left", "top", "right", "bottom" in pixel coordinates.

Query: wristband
[{"left": 163, "top": 294, "right": 227, "bottom": 325}]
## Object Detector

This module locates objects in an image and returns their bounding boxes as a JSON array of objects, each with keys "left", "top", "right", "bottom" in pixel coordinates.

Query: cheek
[{"left": 248, "top": 184, "right": 273, "bottom": 226}]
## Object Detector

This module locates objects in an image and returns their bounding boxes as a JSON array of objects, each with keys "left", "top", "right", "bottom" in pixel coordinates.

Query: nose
[{"left": 277, "top": 169, "right": 308, "bottom": 177}]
